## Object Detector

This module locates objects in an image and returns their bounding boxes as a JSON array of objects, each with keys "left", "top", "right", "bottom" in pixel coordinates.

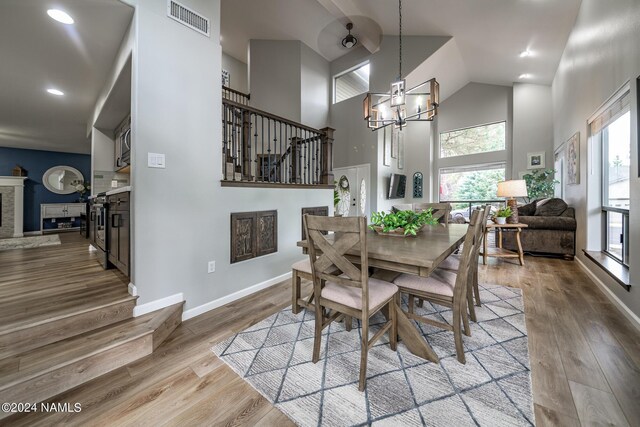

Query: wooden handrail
[{"left": 223, "top": 99, "right": 324, "bottom": 135}]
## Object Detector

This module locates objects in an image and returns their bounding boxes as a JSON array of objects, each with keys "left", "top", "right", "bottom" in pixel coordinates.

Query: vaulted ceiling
[
  {"left": 0, "top": 0, "right": 133, "bottom": 154},
  {"left": 221, "top": 0, "right": 582, "bottom": 86}
]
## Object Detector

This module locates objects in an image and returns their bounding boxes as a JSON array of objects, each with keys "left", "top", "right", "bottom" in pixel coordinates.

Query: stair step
[
  {"left": 0, "top": 302, "right": 184, "bottom": 420},
  {"left": 0, "top": 286, "right": 137, "bottom": 359}
]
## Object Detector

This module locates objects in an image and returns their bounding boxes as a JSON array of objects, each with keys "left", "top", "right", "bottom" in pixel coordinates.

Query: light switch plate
[
  {"left": 207, "top": 261, "right": 216, "bottom": 273},
  {"left": 148, "top": 153, "right": 166, "bottom": 168}
]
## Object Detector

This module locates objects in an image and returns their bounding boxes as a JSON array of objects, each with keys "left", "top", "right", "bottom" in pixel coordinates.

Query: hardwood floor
[{"left": 3, "top": 235, "right": 639, "bottom": 426}]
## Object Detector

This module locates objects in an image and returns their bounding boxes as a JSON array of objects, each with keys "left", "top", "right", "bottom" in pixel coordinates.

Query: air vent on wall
[{"left": 167, "top": 0, "right": 210, "bottom": 37}]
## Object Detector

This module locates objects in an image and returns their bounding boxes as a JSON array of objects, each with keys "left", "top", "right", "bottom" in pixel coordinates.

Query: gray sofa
[{"left": 502, "top": 198, "right": 576, "bottom": 259}]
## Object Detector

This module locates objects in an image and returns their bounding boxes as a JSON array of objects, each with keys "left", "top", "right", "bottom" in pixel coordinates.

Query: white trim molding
[
  {"left": 133, "top": 292, "right": 184, "bottom": 317},
  {"left": 576, "top": 258, "right": 640, "bottom": 331},
  {"left": 128, "top": 283, "right": 138, "bottom": 297},
  {"left": 182, "top": 272, "right": 292, "bottom": 321},
  {"left": 0, "top": 176, "right": 27, "bottom": 238}
]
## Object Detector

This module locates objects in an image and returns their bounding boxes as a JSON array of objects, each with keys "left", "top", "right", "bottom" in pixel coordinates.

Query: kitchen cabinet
[
  {"left": 40, "top": 203, "right": 87, "bottom": 234},
  {"left": 107, "top": 192, "right": 130, "bottom": 276}
]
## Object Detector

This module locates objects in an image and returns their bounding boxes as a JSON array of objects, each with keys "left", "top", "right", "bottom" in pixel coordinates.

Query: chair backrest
[
  {"left": 452, "top": 209, "right": 486, "bottom": 303},
  {"left": 468, "top": 205, "right": 492, "bottom": 270},
  {"left": 303, "top": 215, "right": 370, "bottom": 312},
  {"left": 413, "top": 202, "right": 452, "bottom": 226},
  {"left": 391, "top": 204, "right": 413, "bottom": 213}
]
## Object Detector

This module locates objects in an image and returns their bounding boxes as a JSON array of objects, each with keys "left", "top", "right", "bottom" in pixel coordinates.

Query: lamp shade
[{"left": 497, "top": 180, "right": 528, "bottom": 198}]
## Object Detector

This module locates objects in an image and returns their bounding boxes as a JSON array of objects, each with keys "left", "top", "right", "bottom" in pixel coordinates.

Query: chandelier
[{"left": 363, "top": 0, "right": 439, "bottom": 131}]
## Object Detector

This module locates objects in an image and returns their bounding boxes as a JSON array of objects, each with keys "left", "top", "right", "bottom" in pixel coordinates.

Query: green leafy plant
[
  {"left": 495, "top": 206, "right": 512, "bottom": 218},
  {"left": 369, "top": 209, "right": 438, "bottom": 236},
  {"left": 333, "top": 180, "right": 340, "bottom": 208},
  {"left": 522, "top": 169, "right": 558, "bottom": 201}
]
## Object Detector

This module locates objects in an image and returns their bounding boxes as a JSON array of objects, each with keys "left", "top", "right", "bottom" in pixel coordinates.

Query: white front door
[{"left": 334, "top": 164, "right": 370, "bottom": 217}]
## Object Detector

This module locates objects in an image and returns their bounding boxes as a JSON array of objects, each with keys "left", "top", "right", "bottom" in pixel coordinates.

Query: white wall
[
  {"left": 129, "top": 0, "right": 331, "bottom": 312},
  {"left": 221, "top": 52, "right": 248, "bottom": 94},
  {"left": 552, "top": 0, "right": 640, "bottom": 317},
  {"left": 435, "top": 82, "right": 513, "bottom": 199},
  {"left": 512, "top": 83, "right": 553, "bottom": 178}
]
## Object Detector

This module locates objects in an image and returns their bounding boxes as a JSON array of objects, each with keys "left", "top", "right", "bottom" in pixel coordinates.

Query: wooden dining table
[{"left": 297, "top": 223, "right": 468, "bottom": 363}]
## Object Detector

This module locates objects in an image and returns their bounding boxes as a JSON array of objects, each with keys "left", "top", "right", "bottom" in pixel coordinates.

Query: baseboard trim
[
  {"left": 133, "top": 293, "right": 184, "bottom": 317},
  {"left": 128, "top": 283, "right": 138, "bottom": 297},
  {"left": 23, "top": 231, "right": 42, "bottom": 236},
  {"left": 182, "top": 272, "right": 292, "bottom": 321},
  {"left": 575, "top": 257, "right": 640, "bottom": 331}
]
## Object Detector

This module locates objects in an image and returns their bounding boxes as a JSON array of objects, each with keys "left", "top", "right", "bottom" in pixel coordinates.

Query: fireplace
[{"left": 0, "top": 176, "right": 27, "bottom": 239}]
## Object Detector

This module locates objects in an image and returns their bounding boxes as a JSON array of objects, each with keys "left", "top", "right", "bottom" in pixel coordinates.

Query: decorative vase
[{"left": 495, "top": 217, "right": 507, "bottom": 225}]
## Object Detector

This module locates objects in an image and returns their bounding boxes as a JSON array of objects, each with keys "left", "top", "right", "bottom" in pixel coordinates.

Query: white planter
[{"left": 495, "top": 217, "right": 507, "bottom": 225}]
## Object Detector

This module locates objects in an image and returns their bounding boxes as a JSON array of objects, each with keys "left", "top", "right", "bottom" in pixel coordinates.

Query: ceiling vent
[{"left": 167, "top": 0, "right": 210, "bottom": 37}]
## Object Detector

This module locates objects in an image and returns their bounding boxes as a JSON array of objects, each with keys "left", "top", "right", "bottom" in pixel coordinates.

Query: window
[
  {"left": 439, "top": 163, "right": 506, "bottom": 213},
  {"left": 334, "top": 62, "right": 369, "bottom": 103},
  {"left": 602, "top": 110, "right": 631, "bottom": 265},
  {"left": 440, "top": 122, "right": 506, "bottom": 158}
]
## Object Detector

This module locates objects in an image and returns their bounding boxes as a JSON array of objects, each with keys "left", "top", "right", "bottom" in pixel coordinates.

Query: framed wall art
[
  {"left": 566, "top": 132, "right": 580, "bottom": 185},
  {"left": 526, "top": 151, "right": 545, "bottom": 169}
]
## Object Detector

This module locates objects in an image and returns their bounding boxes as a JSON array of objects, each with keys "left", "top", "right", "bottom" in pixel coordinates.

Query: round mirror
[{"left": 42, "top": 166, "right": 84, "bottom": 195}]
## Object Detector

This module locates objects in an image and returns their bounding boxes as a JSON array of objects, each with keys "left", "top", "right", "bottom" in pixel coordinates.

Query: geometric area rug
[{"left": 212, "top": 284, "right": 534, "bottom": 426}]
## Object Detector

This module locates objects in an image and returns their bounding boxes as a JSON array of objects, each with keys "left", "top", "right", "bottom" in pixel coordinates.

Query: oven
[{"left": 90, "top": 194, "right": 108, "bottom": 268}]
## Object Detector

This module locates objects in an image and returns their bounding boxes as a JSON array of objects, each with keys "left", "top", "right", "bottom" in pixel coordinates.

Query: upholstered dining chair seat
[
  {"left": 291, "top": 258, "right": 313, "bottom": 274},
  {"left": 438, "top": 255, "right": 460, "bottom": 271},
  {"left": 393, "top": 268, "right": 457, "bottom": 297},
  {"left": 322, "top": 278, "right": 398, "bottom": 310}
]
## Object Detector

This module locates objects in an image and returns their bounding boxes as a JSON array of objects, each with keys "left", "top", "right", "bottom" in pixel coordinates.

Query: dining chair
[
  {"left": 291, "top": 259, "right": 314, "bottom": 314},
  {"left": 438, "top": 205, "right": 492, "bottom": 321},
  {"left": 413, "top": 202, "right": 452, "bottom": 226},
  {"left": 393, "top": 209, "right": 485, "bottom": 363},
  {"left": 304, "top": 214, "right": 398, "bottom": 391}
]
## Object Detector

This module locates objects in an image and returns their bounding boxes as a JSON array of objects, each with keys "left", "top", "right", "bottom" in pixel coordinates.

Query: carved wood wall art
[
  {"left": 301, "top": 206, "right": 329, "bottom": 240},
  {"left": 230, "top": 210, "right": 278, "bottom": 263}
]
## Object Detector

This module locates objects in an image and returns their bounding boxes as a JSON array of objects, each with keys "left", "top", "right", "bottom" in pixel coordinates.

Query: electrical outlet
[{"left": 207, "top": 261, "right": 216, "bottom": 273}]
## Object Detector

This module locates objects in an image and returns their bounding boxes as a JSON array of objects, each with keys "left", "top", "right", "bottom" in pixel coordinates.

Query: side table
[{"left": 482, "top": 222, "right": 529, "bottom": 266}]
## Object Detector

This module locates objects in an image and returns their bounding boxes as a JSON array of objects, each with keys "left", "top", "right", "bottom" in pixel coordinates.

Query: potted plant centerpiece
[
  {"left": 369, "top": 209, "right": 438, "bottom": 237},
  {"left": 494, "top": 206, "right": 512, "bottom": 224}
]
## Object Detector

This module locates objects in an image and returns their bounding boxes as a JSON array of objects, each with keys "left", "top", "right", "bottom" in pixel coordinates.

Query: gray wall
[
  {"left": 552, "top": 0, "right": 640, "bottom": 317},
  {"left": 249, "top": 40, "right": 302, "bottom": 121},
  {"left": 434, "top": 82, "right": 513, "bottom": 199},
  {"left": 512, "top": 83, "right": 553, "bottom": 178},
  {"left": 301, "top": 43, "right": 330, "bottom": 129},
  {"left": 130, "top": 0, "right": 331, "bottom": 312},
  {"left": 222, "top": 52, "right": 248, "bottom": 94}
]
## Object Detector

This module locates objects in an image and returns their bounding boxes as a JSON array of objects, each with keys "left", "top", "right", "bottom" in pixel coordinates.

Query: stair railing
[{"left": 221, "top": 97, "right": 333, "bottom": 186}]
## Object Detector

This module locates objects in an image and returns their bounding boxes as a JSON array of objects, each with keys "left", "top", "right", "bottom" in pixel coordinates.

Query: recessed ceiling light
[
  {"left": 519, "top": 74, "right": 531, "bottom": 79},
  {"left": 519, "top": 49, "right": 532, "bottom": 58},
  {"left": 47, "top": 88, "right": 64, "bottom": 96},
  {"left": 47, "top": 9, "right": 74, "bottom": 25}
]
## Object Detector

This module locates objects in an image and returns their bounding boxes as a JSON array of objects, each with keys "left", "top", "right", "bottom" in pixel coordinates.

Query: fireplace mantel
[{"left": 0, "top": 176, "right": 27, "bottom": 238}]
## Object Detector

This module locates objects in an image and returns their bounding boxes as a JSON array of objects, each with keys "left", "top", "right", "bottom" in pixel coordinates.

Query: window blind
[{"left": 589, "top": 89, "right": 630, "bottom": 135}]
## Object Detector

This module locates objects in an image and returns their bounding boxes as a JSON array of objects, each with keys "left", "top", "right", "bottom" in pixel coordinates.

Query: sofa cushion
[
  {"left": 534, "top": 198, "right": 568, "bottom": 216},
  {"left": 517, "top": 215, "right": 577, "bottom": 231},
  {"left": 517, "top": 200, "right": 537, "bottom": 216}
]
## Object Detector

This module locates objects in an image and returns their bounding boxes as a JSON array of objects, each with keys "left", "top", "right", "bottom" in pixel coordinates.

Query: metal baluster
[{"left": 267, "top": 119, "right": 272, "bottom": 183}]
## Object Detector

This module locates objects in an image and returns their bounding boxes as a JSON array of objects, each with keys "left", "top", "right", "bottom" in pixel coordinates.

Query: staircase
[{"left": 0, "top": 237, "right": 183, "bottom": 422}]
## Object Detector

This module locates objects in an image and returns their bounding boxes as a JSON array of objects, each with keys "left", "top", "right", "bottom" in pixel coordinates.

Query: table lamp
[{"left": 497, "top": 180, "right": 528, "bottom": 224}]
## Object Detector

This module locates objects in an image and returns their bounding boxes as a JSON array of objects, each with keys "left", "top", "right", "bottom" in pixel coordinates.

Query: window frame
[
  {"left": 438, "top": 120, "right": 507, "bottom": 159},
  {"left": 333, "top": 61, "right": 370, "bottom": 104},
  {"left": 437, "top": 161, "right": 507, "bottom": 203},
  {"left": 600, "top": 109, "right": 631, "bottom": 266}
]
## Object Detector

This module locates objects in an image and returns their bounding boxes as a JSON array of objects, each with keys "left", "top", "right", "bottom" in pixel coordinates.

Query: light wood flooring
[{"left": 3, "top": 234, "right": 639, "bottom": 426}]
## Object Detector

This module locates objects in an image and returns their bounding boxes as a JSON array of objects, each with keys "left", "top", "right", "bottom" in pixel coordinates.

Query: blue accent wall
[{"left": 0, "top": 147, "right": 91, "bottom": 232}]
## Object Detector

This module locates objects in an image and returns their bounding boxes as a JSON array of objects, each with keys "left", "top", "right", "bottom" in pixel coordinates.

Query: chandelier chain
[{"left": 398, "top": 0, "right": 402, "bottom": 80}]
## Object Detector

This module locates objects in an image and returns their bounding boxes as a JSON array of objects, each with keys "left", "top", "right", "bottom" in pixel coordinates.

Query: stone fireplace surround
[{"left": 0, "top": 176, "right": 26, "bottom": 239}]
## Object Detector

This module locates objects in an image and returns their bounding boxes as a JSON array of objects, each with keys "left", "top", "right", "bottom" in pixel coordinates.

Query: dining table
[{"left": 297, "top": 223, "right": 468, "bottom": 363}]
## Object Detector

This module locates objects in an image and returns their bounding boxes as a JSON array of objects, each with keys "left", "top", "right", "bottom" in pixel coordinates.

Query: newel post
[
  {"left": 320, "top": 127, "right": 334, "bottom": 185},
  {"left": 241, "top": 109, "right": 252, "bottom": 181}
]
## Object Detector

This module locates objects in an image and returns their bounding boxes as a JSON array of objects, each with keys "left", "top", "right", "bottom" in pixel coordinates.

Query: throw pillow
[
  {"left": 517, "top": 200, "right": 537, "bottom": 216},
  {"left": 534, "top": 198, "right": 568, "bottom": 216}
]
